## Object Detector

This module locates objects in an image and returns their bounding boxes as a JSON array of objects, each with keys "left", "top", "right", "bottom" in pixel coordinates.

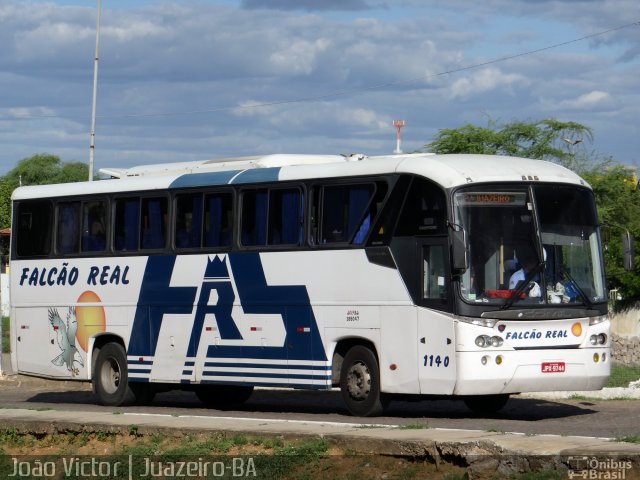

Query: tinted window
[
  {"left": 81, "top": 200, "right": 107, "bottom": 252},
  {"left": 141, "top": 197, "right": 168, "bottom": 249},
  {"left": 395, "top": 178, "right": 447, "bottom": 236},
  {"left": 16, "top": 200, "right": 52, "bottom": 257},
  {"left": 269, "top": 188, "right": 303, "bottom": 245},
  {"left": 114, "top": 198, "right": 140, "bottom": 251},
  {"left": 204, "top": 192, "right": 233, "bottom": 248},
  {"left": 57, "top": 201, "right": 80, "bottom": 254},
  {"left": 318, "top": 184, "right": 374, "bottom": 244}
]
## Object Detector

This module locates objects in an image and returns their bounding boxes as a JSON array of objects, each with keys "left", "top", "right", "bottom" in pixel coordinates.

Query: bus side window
[
  {"left": 204, "top": 192, "right": 233, "bottom": 248},
  {"left": 141, "top": 197, "right": 168, "bottom": 250},
  {"left": 114, "top": 198, "right": 140, "bottom": 252},
  {"left": 396, "top": 178, "right": 446, "bottom": 236},
  {"left": 269, "top": 188, "right": 303, "bottom": 246},
  {"left": 175, "top": 193, "right": 203, "bottom": 249},
  {"left": 319, "top": 184, "right": 374, "bottom": 244},
  {"left": 16, "top": 200, "right": 53, "bottom": 257},
  {"left": 241, "top": 189, "right": 268, "bottom": 247},
  {"left": 57, "top": 201, "right": 81, "bottom": 254},
  {"left": 81, "top": 200, "right": 107, "bottom": 252}
]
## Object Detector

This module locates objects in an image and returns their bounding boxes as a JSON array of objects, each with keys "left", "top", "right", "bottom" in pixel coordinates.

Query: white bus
[{"left": 10, "top": 153, "right": 611, "bottom": 416}]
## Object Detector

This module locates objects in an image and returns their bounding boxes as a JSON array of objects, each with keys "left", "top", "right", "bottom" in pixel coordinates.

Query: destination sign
[{"left": 456, "top": 192, "right": 527, "bottom": 206}]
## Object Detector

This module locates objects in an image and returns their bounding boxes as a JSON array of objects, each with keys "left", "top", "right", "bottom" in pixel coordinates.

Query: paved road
[{"left": 1, "top": 374, "right": 639, "bottom": 439}]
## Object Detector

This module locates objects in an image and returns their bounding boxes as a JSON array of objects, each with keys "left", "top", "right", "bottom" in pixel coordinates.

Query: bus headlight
[
  {"left": 597, "top": 333, "right": 607, "bottom": 345},
  {"left": 590, "top": 333, "right": 607, "bottom": 345},
  {"left": 475, "top": 335, "right": 504, "bottom": 348},
  {"left": 589, "top": 334, "right": 598, "bottom": 345}
]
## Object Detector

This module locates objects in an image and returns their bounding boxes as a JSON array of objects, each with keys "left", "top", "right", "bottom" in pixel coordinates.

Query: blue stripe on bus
[
  {"left": 128, "top": 368, "right": 152, "bottom": 374},
  {"left": 184, "top": 361, "right": 195, "bottom": 367},
  {"left": 169, "top": 170, "right": 242, "bottom": 189},
  {"left": 203, "top": 362, "right": 331, "bottom": 371},
  {"left": 199, "top": 380, "right": 330, "bottom": 390},
  {"left": 128, "top": 360, "right": 154, "bottom": 365},
  {"left": 229, "top": 168, "right": 281, "bottom": 184},
  {"left": 202, "top": 371, "right": 331, "bottom": 380},
  {"left": 182, "top": 370, "right": 193, "bottom": 376}
]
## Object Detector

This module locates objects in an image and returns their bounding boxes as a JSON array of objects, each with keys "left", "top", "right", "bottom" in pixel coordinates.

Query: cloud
[
  {"left": 241, "top": 0, "right": 373, "bottom": 11},
  {"left": 557, "top": 90, "right": 613, "bottom": 110},
  {"left": 448, "top": 68, "right": 527, "bottom": 99},
  {"left": 0, "top": 0, "right": 637, "bottom": 174}
]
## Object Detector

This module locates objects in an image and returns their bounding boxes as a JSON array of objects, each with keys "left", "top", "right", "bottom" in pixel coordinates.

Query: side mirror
[
  {"left": 451, "top": 228, "right": 469, "bottom": 273},
  {"left": 622, "top": 231, "right": 635, "bottom": 271}
]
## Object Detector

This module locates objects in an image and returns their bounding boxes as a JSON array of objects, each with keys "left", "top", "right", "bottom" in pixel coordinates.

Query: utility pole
[
  {"left": 89, "top": 0, "right": 102, "bottom": 181},
  {"left": 393, "top": 120, "right": 405, "bottom": 154}
]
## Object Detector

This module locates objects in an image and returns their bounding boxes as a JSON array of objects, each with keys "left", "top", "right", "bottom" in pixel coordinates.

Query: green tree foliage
[
  {"left": 581, "top": 167, "right": 640, "bottom": 300},
  {"left": 0, "top": 154, "right": 88, "bottom": 228},
  {"left": 426, "top": 118, "right": 594, "bottom": 170}
]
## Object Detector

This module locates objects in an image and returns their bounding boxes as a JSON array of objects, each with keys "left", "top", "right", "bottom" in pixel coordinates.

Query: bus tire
[
  {"left": 340, "top": 345, "right": 385, "bottom": 417},
  {"left": 463, "top": 394, "right": 510, "bottom": 414},
  {"left": 196, "top": 385, "right": 254, "bottom": 408},
  {"left": 92, "top": 343, "right": 135, "bottom": 406}
]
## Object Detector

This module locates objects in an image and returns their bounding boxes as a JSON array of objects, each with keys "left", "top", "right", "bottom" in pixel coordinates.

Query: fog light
[
  {"left": 597, "top": 333, "right": 607, "bottom": 345},
  {"left": 481, "top": 355, "right": 489, "bottom": 365},
  {"left": 593, "top": 353, "right": 600, "bottom": 363},
  {"left": 589, "top": 335, "right": 598, "bottom": 345},
  {"left": 495, "top": 355, "right": 503, "bottom": 365}
]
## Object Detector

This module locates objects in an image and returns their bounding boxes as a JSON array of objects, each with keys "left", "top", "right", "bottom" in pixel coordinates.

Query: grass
[
  {"left": 1, "top": 316, "right": 8, "bottom": 353},
  {"left": 617, "top": 435, "right": 640, "bottom": 444},
  {"left": 607, "top": 362, "right": 640, "bottom": 388}
]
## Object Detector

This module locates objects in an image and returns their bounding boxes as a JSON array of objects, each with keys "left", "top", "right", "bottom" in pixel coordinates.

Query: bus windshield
[{"left": 455, "top": 185, "right": 606, "bottom": 307}]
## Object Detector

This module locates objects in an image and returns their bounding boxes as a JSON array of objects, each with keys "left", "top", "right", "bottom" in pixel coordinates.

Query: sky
[{"left": 0, "top": 0, "right": 638, "bottom": 175}]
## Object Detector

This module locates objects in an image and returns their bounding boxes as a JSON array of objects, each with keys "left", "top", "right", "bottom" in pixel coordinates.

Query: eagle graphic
[{"left": 49, "top": 307, "right": 85, "bottom": 376}]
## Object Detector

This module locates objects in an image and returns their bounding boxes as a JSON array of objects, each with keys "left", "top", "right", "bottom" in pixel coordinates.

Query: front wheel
[
  {"left": 340, "top": 345, "right": 385, "bottom": 417},
  {"left": 92, "top": 343, "right": 135, "bottom": 406},
  {"left": 463, "top": 394, "right": 510, "bottom": 414}
]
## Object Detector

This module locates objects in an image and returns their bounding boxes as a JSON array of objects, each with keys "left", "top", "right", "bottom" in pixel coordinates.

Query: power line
[{"left": 2, "top": 19, "right": 639, "bottom": 121}]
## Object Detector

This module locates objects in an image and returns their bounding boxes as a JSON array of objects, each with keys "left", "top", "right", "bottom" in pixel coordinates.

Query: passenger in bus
[{"left": 509, "top": 246, "right": 543, "bottom": 297}]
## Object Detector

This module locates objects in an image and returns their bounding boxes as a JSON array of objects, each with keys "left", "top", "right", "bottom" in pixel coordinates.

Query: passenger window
[
  {"left": 241, "top": 189, "right": 268, "bottom": 246},
  {"left": 175, "top": 193, "right": 203, "bottom": 249},
  {"left": 57, "top": 201, "right": 81, "bottom": 254},
  {"left": 16, "top": 200, "right": 52, "bottom": 257},
  {"left": 81, "top": 200, "right": 107, "bottom": 252},
  {"left": 204, "top": 192, "right": 233, "bottom": 248},
  {"left": 396, "top": 178, "right": 447, "bottom": 236},
  {"left": 114, "top": 198, "right": 140, "bottom": 251},
  {"left": 269, "top": 188, "right": 303, "bottom": 245},
  {"left": 319, "top": 184, "right": 374, "bottom": 244},
  {"left": 141, "top": 197, "right": 168, "bottom": 249}
]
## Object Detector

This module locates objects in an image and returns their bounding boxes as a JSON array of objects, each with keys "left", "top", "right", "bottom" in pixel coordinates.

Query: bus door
[{"left": 416, "top": 238, "right": 457, "bottom": 395}]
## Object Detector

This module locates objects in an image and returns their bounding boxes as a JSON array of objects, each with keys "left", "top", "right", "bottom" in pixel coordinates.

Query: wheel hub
[{"left": 346, "top": 360, "right": 371, "bottom": 400}]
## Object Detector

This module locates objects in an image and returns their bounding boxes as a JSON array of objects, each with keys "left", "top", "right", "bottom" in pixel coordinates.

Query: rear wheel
[
  {"left": 196, "top": 385, "right": 254, "bottom": 408},
  {"left": 92, "top": 343, "right": 135, "bottom": 406},
  {"left": 463, "top": 394, "right": 510, "bottom": 414},
  {"left": 340, "top": 345, "right": 385, "bottom": 417}
]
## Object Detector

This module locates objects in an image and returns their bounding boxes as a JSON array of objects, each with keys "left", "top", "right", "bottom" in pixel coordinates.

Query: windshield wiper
[
  {"left": 559, "top": 268, "right": 593, "bottom": 309},
  {"left": 500, "top": 261, "right": 545, "bottom": 310}
]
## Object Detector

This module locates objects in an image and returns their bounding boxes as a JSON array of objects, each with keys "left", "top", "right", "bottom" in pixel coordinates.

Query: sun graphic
[{"left": 75, "top": 291, "right": 106, "bottom": 352}]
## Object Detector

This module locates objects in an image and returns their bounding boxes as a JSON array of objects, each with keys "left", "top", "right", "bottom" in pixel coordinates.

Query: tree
[
  {"left": 0, "top": 154, "right": 89, "bottom": 229},
  {"left": 425, "top": 118, "right": 594, "bottom": 169},
  {"left": 581, "top": 166, "right": 640, "bottom": 300}
]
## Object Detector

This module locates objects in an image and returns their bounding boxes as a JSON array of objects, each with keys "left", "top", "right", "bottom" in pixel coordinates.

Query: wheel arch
[
  {"left": 331, "top": 337, "right": 380, "bottom": 387},
  {"left": 88, "top": 333, "right": 126, "bottom": 380}
]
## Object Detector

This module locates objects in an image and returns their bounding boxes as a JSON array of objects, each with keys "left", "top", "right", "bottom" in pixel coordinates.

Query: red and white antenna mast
[{"left": 393, "top": 120, "right": 405, "bottom": 154}]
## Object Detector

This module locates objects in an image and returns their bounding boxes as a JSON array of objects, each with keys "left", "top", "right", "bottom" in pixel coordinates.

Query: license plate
[{"left": 541, "top": 362, "right": 566, "bottom": 373}]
